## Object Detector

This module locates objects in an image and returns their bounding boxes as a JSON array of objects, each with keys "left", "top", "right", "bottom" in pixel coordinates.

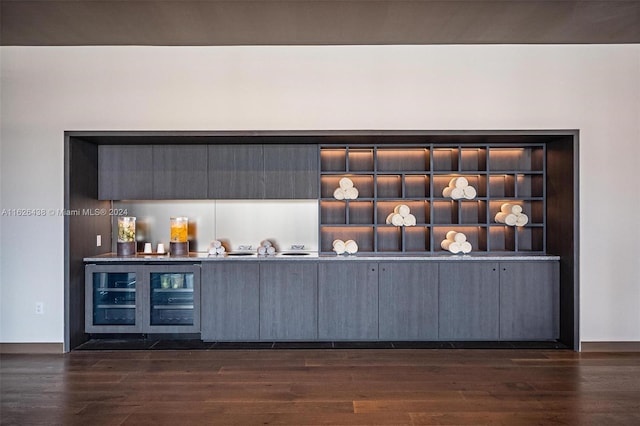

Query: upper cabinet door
[
  {"left": 263, "top": 144, "right": 319, "bottom": 199},
  {"left": 152, "top": 145, "right": 208, "bottom": 199},
  {"left": 98, "top": 145, "right": 153, "bottom": 200},
  {"left": 208, "top": 145, "right": 264, "bottom": 199}
]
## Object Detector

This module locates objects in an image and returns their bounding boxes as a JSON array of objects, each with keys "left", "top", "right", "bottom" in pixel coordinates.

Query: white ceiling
[{"left": 2, "top": 0, "right": 639, "bottom": 46}]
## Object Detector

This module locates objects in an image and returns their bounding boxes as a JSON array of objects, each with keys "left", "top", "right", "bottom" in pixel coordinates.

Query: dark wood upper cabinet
[
  {"left": 207, "top": 144, "right": 319, "bottom": 199},
  {"left": 98, "top": 145, "right": 153, "bottom": 200},
  {"left": 100, "top": 143, "right": 320, "bottom": 200},
  {"left": 152, "top": 145, "right": 208, "bottom": 199},
  {"left": 263, "top": 144, "right": 319, "bottom": 199},
  {"left": 100, "top": 145, "right": 208, "bottom": 200},
  {"left": 208, "top": 144, "right": 264, "bottom": 199}
]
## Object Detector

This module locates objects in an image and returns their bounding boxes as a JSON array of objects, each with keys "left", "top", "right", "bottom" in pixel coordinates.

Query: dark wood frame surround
[{"left": 64, "top": 130, "right": 579, "bottom": 351}]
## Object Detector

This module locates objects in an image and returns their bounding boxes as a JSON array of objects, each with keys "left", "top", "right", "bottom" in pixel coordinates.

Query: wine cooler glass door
[
  {"left": 150, "top": 272, "right": 195, "bottom": 326},
  {"left": 92, "top": 271, "right": 137, "bottom": 326}
]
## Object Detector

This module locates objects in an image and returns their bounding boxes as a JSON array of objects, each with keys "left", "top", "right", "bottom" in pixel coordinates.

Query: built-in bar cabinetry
[
  {"left": 85, "top": 263, "right": 201, "bottom": 333},
  {"left": 98, "top": 145, "right": 154, "bottom": 200},
  {"left": 378, "top": 262, "right": 439, "bottom": 340},
  {"left": 499, "top": 261, "right": 559, "bottom": 340},
  {"left": 207, "top": 145, "right": 264, "bottom": 199},
  {"left": 319, "top": 144, "right": 545, "bottom": 254},
  {"left": 201, "top": 262, "right": 260, "bottom": 340},
  {"left": 438, "top": 262, "right": 500, "bottom": 340},
  {"left": 259, "top": 262, "right": 318, "bottom": 340},
  {"left": 438, "top": 261, "right": 559, "bottom": 340},
  {"left": 318, "top": 262, "right": 379, "bottom": 340},
  {"left": 153, "top": 145, "right": 208, "bottom": 199},
  {"left": 200, "top": 261, "right": 320, "bottom": 341},
  {"left": 75, "top": 130, "right": 575, "bottom": 349},
  {"left": 263, "top": 145, "right": 319, "bottom": 199},
  {"left": 195, "top": 258, "right": 558, "bottom": 342},
  {"left": 98, "top": 145, "right": 209, "bottom": 200},
  {"left": 208, "top": 144, "right": 319, "bottom": 199},
  {"left": 99, "top": 144, "right": 318, "bottom": 200}
]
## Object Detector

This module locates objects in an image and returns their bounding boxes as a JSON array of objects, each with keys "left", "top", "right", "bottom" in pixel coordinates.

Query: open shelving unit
[{"left": 319, "top": 143, "right": 546, "bottom": 254}]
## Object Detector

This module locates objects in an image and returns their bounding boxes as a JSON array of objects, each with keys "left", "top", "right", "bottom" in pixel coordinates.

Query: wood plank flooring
[{"left": 1, "top": 349, "right": 639, "bottom": 425}]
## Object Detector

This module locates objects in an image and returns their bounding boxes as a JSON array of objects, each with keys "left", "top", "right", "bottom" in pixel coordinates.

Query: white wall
[{"left": 1, "top": 45, "right": 639, "bottom": 344}]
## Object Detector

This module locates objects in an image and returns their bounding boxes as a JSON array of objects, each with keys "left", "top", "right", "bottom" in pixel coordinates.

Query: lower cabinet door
[
  {"left": 378, "top": 262, "right": 439, "bottom": 340},
  {"left": 201, "top": 262, "right": 260, "bottom": 341},
  {"left": 499, "top": 261, "right": 559, "bottom": 340},
  {"left": 439, "top": 262, "right": 500, "bottom": 340},
  {"left": 259, "top": 262, "right": 318, "bottom": 340},
  {"left": 318, "top": 262, "right": 378, "bottom": 340}
]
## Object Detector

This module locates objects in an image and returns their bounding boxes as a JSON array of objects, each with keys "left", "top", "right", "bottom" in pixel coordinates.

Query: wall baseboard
[
  {"left": 0, "top": 343, "right": 63, "bottom": 354},
  {"left": 2, "top": 341, "right": 637, "bottom": 354},
  {"left": 581, "top": 341, "right": 640, "bottom": 352}
]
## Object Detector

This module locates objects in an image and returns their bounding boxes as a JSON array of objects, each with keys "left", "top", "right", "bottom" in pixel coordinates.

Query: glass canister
[
  {"left": 116, "top": 217, "right": 136, "bottom": 256},
  {"left": 170, "top": 217, "right": 188, "bottom": 243},
  {"left": 169, "top": 216, "right": 189, "bottom": 255},
  {"left": 117, "top": 217, "right": 136, "bottom": 242}
]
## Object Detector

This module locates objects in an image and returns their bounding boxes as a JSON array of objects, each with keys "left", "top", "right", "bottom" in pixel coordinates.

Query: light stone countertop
[{"left": 84, "top": 252, "right": 560, "bottom": 262}]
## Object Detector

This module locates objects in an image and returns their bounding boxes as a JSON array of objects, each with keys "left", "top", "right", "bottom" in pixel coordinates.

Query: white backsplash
[
  {"left": 215, "top": 200, "right": 318, "bottom": 252},
  {"left": 112, "top": 200, "right": 318, "bottom": 253}
]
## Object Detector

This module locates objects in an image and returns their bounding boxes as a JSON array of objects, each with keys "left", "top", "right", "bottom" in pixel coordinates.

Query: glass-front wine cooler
[
  {"left": 150, "top": 272, "right": 195, "bottom": 326},
  {"left": 86, "top": 265, "right": 144, "bottom": 333},
  {"left": 85, "top": 264, "right": 200, "bottom": 333}
]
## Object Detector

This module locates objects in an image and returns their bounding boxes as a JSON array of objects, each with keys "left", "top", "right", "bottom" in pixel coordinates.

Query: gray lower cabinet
[
  {"left": 318, "top": 262, "right": 378, "bottom": 340},
  {"left": 85, "top": 263, "right": 201, "bottom": 334},
  {"left": 208, "top": 145, "right": 264, "bottom": 199},
  {"left": 201, "top": 262, "right": 260, "bottom": 341},
  {"left": 263, "top": 144, "right": 319, "bottom": 199},
  {"left": 499, "top": 261, "right": 559, "bottom": 340},
  {"left": 98, "top": 145, "right": 153, "bottom": 200},
  {"left": 259, "top": 262, "right": 318, "bottom": 340},
  {"left": 438, "top": 262, "right": 500, "bottom": 340},
  {"left": 152, "top": 145, "right": 208, "bottom": 199},
  {"left": 86, "top": 259, "right": 559, "bottom": 341},
  {"left": 378, "top": 262, "right": 439, "bottom": 340}
]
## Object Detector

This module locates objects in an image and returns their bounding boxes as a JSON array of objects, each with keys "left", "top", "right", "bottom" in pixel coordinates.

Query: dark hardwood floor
[{"left": 2, "top": 349, "right": 639, "bottom": 425}]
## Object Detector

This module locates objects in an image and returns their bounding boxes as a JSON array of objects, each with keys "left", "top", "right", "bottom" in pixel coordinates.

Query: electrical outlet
[
  {"left": 96, "top": 235, "right": 102, "bottom": 247},
  {"left": 35, "top": 302, "right": 44, "bottom": 315}
]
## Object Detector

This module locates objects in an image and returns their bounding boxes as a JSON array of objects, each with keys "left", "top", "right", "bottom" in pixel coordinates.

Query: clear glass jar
[
  {"left": 117, "top": 217, "right": 136, "bottom": 243},
  {"left": 170, "top": 217, "right": 188, "bottom": 243}
]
